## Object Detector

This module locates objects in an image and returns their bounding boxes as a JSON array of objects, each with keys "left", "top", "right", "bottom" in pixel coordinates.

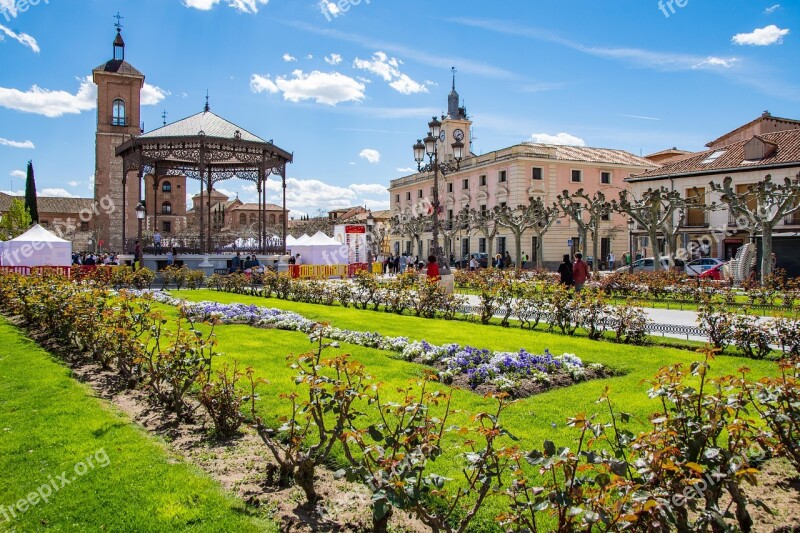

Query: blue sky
[{"left": 0, "top": 0, "right": 797, "bottom": 216}]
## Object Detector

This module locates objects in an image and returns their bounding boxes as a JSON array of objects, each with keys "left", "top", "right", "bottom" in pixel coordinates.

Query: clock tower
[
  {"left": 93, "top": 24, "right": 144, "bottom": 252},
  {"left": 438, "top": 68, "right": 472, "bottom": 162}
]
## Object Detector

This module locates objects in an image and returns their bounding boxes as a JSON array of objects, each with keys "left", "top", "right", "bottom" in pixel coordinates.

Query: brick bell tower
[{"left": 93, "top": 20, "right": 144, "bottom": 252}]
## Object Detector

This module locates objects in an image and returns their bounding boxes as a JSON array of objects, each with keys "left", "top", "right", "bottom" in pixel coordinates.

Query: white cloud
[
  {"left": 68, "top": 181, "right": 79, "bottom": 187},
  {"left": 250, "top": 70, "right": 365, "bottom": 106},
  {"left": 692, "top": 56, "right": 738, "bottom": 69},
  {"left": 353, "top": 52, "right": 429, "bottom": 95},
  {"left": 765, "top": 4, "right": 780, "bottom": 15},
  {"left": 141, "top": 83, "right": 170, "bottom": 106},
  {"left": 349, "top": 183, "right": 387, "bottom": 196},
  {"left": 0, "top": 76, "right": 95, "bottom": 117},
  {"left": 529, "top": 132, "right": 586, "bottom": 146},
  {"left": 88, "top": 174, "right": 95, "bottom": 191},
  {"left": 0, "top": 137, "right": 34, "bottom": 149},
  {"left": 10, "top": 170, "right": 26, "bottom": 178},
  {"left": 183, "top": 0, "right": 269, "bottom": 13},
  {"left": 40, "top": 188, "right": 79, "bottom": 198},
  {"left": 396, "top": 167, "right": 416, "bottom": 173},
  {"left": 359, "top": 149, "right": 381, "bottom": 164},
  {"left": 732, "top": 25, "right": 790, "bottom": 46},
  {"left": 324, "top": 53, "right": 342, "bottom": 65},
  {"left": 0, "top": 75, "right": 167, "bottom": 117},
  {"left": 0, "top": 23, "right": 39, "bottom": 53},
  {"left": 306, "top": 54, "right": 314, "bottom": 60},
  {"left": 0, "top": 189, "right": 25, "bottom": 196},
  {"left": 283, "top": 53, "right": 297, "bottom": 62}
]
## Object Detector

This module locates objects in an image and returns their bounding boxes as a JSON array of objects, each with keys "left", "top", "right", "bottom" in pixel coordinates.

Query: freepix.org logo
[
  {"left": 319, "top": 0, "right": 370, "bottom": 22},
  {"left": 1, "top": 0, "right": 50, "bottom": 23},
  {"left": 658, "top": 0, "right": 688, "bottom": 18}
]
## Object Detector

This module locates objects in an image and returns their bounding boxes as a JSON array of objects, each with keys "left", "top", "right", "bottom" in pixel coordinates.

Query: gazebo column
[
  {"left": 152, "top": 173, "right": 159, "bottom": 235},
  {"left": 198, "top": 164, "right": 205, "bottom": 253},
  {"left": 206, "top": 168, "right": 213, "bottom": 254},
  {"left": 257, "top": 166, "right": 264, "bottom": 254},
  {"left": 282, "top": 165, "right": 287, "bottom": 255}
]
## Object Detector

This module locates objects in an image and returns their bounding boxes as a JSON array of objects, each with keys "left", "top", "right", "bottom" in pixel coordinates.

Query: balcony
[{"left": 784, "top": 212, "right": 800, "bottom": 226}]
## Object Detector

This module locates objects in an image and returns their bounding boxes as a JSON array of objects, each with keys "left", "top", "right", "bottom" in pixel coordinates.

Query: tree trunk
[
  {"left": 580, "top": 226, "right": 589, "bottom": 259},
  {"left": 487, "top": 235, "right": 494, "bottom": 269},
  {"left": 761, "top": 224, "right": 774, "bottom": 284},
  {"left": 372, "top": 501, "right": 393, "bottom": 533},
  {"left": 514, "top": 232, "right": 523, "bottom": 272},
  {"left": 649, "top": 227, "right": 664, "bottom": 271},
  {"left": 590, "top": 224, "right": 600, "bottom": 275},
  {"left": 294, "top": 459, "right": 318, "bottom": 504},
  {"left": 535, "top": 232, "right": 545, "bottom": 267}
]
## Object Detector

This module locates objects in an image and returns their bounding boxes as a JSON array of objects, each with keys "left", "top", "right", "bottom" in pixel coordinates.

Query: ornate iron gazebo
[{"left": 116, "top": 106, "right": 293, "bottom": 254}]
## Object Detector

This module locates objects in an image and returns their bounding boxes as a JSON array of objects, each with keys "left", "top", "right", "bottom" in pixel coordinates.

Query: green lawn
[
  {"left": 0, "top": 318, "right": 275, "bottom": 533},
  {"left": 168, "top": 289, "right": 780, "bottom": 530}
]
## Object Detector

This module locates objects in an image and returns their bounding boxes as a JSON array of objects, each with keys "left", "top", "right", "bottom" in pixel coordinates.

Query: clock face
[
  {"left": 453, "top": 129, "right": 465, "bottom": 141},
  {"left": 439, "top": 130, "right": 446, "bottom": 142}
]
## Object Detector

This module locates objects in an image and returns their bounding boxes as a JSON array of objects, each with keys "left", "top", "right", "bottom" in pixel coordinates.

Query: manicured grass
[
  {"left": 168, "top": 289, "right": 780, "bottom": 529},
  {"left": 0, "top": 318, "right": 276, "bottom": 533}
]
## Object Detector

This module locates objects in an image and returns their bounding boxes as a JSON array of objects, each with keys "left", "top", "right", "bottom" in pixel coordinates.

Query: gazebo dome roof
[{"left": 139, "top": 110, "right": 266, "bottom": 143}]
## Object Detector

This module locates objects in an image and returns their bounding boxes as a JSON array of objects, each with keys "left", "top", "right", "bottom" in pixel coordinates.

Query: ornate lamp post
[
  {"left": 413, "top": 116, "right": 464, "bottom": 275},
  {"left": 136, "top": 201, "right": 145, "bottom": 244}
]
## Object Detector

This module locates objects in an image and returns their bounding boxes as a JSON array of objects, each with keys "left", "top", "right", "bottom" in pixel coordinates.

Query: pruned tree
[
  {"left": 611, "top": 187, "right": 684, "bottom": 271},
  {"left": 495, "top": 197, "right": 559, "bottom": 271},
  {"left": 391, "top": 214, "right": 428, "bottom": 258},
  {"left": 441, "top": 207, "right": 467, "bottom": 261},
  {"left": 557, "top": 189, "right": 612, "bottom": 273},
  {"left": 711, "top": 173, "right": 800, "bottom": 281},
  {"left": 467, "top": 206, "right": 500, "bottom": 267}
]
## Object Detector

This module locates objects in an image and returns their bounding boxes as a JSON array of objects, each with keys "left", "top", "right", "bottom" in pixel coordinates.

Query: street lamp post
[
  {"left": 366, "top": 212, "right": 376, "bottom": 258},
  {"left": 413, "top": 116, "right": 464, "bottom": 276},
  {"left": 627, "top": 218, "right": 635, "bottom": 274},
  {"left": 136, "top": 202, "right": 145, "bottom": 263}
]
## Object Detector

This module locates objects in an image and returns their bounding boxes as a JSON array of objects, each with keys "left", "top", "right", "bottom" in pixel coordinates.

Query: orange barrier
[
  {"left": 289, "top": 264, "right": 349, "bottom": 279},
  {"left": 348, "top": 263, "right": 369, "bottom": 277},
  {"left": 371, "top": 263, "right": 383, "bottom": 275}
]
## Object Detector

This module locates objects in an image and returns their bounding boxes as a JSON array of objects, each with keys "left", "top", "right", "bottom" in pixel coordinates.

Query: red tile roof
[{"left": 628, "top": 130, "right": 800, "bottom": 182}]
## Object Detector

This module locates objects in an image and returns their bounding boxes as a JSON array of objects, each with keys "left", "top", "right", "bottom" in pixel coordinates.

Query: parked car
[
  {"left": 615, "top": 257, "right": 684, "bottom": 274},
  {"left": 698, "top": 262, "right": 728, "bottom": 281},
  {"left": 684, "top": 258, "right": 725, "bottom": 277},
  {"left": 455, "top": 253, "right": 489, "bottom": 269}
]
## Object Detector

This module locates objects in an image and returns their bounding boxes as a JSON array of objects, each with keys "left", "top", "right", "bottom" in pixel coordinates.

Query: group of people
[
  {"left": 557, "top": 252, "right": 592, "bottom": 291},
  {"left": 230, "top": 252, "right": 262, "bottom": 273},
  {"left": 492, "top": 251, "right": 518, "bottom": 270},
  {"left": 376, "top": 253, "right": 425, "bottom": 275},
  {"left": 72, "top": 252, "right": 120, "bottom": 266}
]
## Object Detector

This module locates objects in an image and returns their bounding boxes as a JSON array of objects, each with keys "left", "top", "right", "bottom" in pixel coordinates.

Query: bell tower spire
[
  {"left": 447, "top": 66, "right": 460, "bottom": 119},
  {"left": 113, "top": 12, "right": 125, "bottom": 61}
]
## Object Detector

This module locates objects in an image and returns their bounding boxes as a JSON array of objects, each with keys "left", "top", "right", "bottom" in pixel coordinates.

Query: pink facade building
[{"left": 388, "top": 85, "right": 655, "bottom": 268}]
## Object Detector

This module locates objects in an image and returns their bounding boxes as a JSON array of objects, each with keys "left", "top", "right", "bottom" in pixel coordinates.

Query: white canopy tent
[
  {"left": 290, "top": 232, "right": 343, "bottom": 265},
  {"left": 1, "top": 225, "right": 72, "bottom": 267}
]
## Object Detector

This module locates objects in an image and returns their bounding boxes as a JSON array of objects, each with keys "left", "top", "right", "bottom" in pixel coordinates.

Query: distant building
[
  {"left": 645, "top": 147, "right": 694, "bottom": 165},
  {"left": 627, "top": 116, "right": 800, "bottom": 260},
  {"left": 187, "top": 189, "right": 286, "bottom": 233},
  {"left": 388, "top": 80, "right": 655, "bottom": 267},
  {"left": 0, "top": 193, "right": 96, "bottom": 250}
]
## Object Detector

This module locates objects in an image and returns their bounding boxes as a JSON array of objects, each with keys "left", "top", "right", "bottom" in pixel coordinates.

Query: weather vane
[
  {"left": 161, "top": 110, "right": 167, "bottom": 126},
  {"left": 114, "top": 12, "right": 124, "bottom": 31}
]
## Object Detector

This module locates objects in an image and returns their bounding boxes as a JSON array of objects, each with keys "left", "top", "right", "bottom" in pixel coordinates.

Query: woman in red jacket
[
  {"left": 572, "top": 253, "right": 590, "bottom": 292},
  {"left": 426, "top": 255, "right": 440, "bottom": 282}
]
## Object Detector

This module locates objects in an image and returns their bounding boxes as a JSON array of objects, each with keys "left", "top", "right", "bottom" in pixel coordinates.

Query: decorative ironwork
[{"left": 117, "top": 130, "right": 293, "bottom": 254}]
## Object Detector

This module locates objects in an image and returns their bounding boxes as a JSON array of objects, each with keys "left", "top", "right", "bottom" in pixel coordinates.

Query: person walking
[
  {"left": 504, "top": 251, "right": 513, "bottom": 270},
  {"left": 572, "top": 253, "right": 590, "bottom": 292},
  {"left": 608, "top": 252, "right": 615, "bottom": 271},
  {"left": 153, "top": 231, "right": 162, "bottom": 255},
  {"left": 231, "top": 252, "right": 242, "bottom": 273},
  {"left": 469, "top": 255, "right": 478, "bottom": 272},
  {"left": 133, "top": 240, "right": 141, "bottom": 270},
  {"left": 399, "top": 253, "right": 407, "bottom": 274},
  {"left": 557, "top": 254, "right": 573, "bottom": 287}
]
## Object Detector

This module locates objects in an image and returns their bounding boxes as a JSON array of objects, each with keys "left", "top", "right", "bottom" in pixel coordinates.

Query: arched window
[
  {"left": 239, "top": 214, "right": 247, "bottom": 225},
  {"left": 269, "top": 214, "right": 276, "bottom": 224},
  {"left": 162, "top": 181, "right": 172, "bottom": 193},
  {"left": 279, "top": 215, "right": 285, "bottom": 223},
  {"left": 112, "top": 99, "right": 126, "bottom": 126},
  {"left": 161, "top": 202, "right": 172, "bottom": 215}
]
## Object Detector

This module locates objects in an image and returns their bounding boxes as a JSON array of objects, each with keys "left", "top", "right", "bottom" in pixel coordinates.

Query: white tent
[
  {"left": 291, "top": 232, "right": 343, "bottom": 265},
  {"left": 0, "top": 239, "right": 4, "bottom": 266},
  {"left": 1, "top": 225, "right": 72, "bottom": 267}
]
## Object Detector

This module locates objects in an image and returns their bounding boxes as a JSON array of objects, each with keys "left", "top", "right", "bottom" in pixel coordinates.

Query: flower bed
[{"left": 146, "top": 292, "right": 607, "bottom": 396}]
